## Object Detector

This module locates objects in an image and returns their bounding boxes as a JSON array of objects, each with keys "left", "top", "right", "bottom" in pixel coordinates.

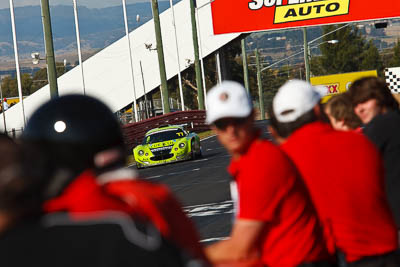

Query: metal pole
[
  {"left": 195, "top": 7, "right": 207, "bottom": 108},
  {"left": 151, "top": 0, "right": 170, "bottom": 114},
  {"left": 139, "top": 61, "right": 150, "bottom": 119},
  {"left": 159, "top": 85, "right": 165, "bottom": 113},
  {"left": 255, "top": 49, "right": 265, "bottom": 120},
  {"left": 122, "top": 0, "right": 139, "bottom": 121},
  {"left": 169, "top": 0, "right": 185, "bottom": 111},
  {"left": 216, "top": 51, "right": 222, "bottom": 84},
  {"left": 9, "top": 0, "right": 26, "bottom": 127},
  {"left": 0, "top": 79, "right": 7, "bottom": 133},
  {"left": 190, "top": 0, "right": 204, "bottom": 110},
  {"left": 40, "top": 0, "right": 59, "bottom": 99},
  {"left": 241, "top": 38, "right": 250, "bottom": 94},
  {"left": 303, "top": 28, "right": 310, "bottom": 82},
  {"left": 72, "top": 0, "right": 86, "bottom": 95}
]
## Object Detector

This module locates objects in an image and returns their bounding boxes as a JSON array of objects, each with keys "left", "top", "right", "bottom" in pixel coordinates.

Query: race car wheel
[
  {"left": 136, "top": 163, "right": 143, "bottom": 169},
  {"left": 190, "top": 140, "right": 196, "bottom": 160},
  {"left": 196, "top": 145, "right": 202, "bottom": 158}
]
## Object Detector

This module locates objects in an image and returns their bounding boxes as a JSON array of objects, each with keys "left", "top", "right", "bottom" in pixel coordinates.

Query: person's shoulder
[
  {"left": 247, "top": 139, "right": 295, "bottom": 170},
  {"left": 250, "top": 139, "right": 286, "bottom": 158},
  {"left": 367, "top": 110, "right": 400, "bottom": 128},
  {"left": 328, "top": 128, "right": 379, "bottom": 154}
]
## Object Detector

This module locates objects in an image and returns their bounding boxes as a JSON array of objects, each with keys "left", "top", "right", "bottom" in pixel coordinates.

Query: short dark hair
[
  {"left": 269, "top": 105, "right": 317, "bottom": 138},
  {"left": 325, "top": 93, "right": 362, "bottom": 129},
  {"left": 348, "top": 77, "right": 399, "bottom": 110}
]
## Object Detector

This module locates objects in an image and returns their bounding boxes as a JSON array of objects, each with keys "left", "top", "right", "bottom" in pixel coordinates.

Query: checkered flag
[{"left": 385, "top": 67, "right": 400, "bottom": 93}]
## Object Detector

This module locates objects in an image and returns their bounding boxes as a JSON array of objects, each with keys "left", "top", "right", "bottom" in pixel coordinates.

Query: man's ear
[{"left": 267, "top": 125, "right": 286, "bottom": 145}]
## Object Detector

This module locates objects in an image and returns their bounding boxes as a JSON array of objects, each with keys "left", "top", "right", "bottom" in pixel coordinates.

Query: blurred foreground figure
[
  {"left": 0, "top": 134, "right": 34, "bottom": 231},
  {"left": 205, "top": 81, "right": 333, "bottom": 267},
  {"left": 18, "top": 94, "right": 207, "bottom": 266},
  {"left": 0, "top": 135, "right": 183, "bottom": 267},
  {"left": 348, "top": 77, "right": 400, "bottom": 229},
  {"left": 270, "top": 80, "right": 399, "bottom": 267},
  {"left": 324, "top": 93, "right": 362, "bottom": 132}
]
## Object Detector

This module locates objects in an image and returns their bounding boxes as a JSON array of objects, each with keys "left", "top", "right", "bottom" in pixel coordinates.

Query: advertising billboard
[
  {"left": 211, "top": 0, "right": 400, "bottom": 35},
  {"left": 310, "top": 70, "right": 377, "bottom": 103}
]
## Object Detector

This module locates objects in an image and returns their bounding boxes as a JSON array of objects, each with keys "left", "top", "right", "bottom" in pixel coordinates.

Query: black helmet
[
  {"left": 22, "top": 94, "right": 124, "bottom": 150},
  {"left": 21, "top": 95, "right": 126, "bottom": 197}
]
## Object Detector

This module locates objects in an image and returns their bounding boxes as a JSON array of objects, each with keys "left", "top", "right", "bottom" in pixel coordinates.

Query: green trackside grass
[{"left": 125, "top": 130, "right": 214, "bottom": 166}]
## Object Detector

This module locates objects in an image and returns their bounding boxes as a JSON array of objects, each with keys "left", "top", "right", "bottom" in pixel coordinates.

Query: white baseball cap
[
  {"left": 206, "top": 81, "right": 252, "bottom": 124},
  {"left": 273, "top": 79, "right": 322, "bottom": 123}
]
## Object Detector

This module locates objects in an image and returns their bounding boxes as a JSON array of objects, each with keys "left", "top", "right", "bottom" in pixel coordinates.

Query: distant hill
[{"left": 0, "top": 1, "right": 173, "bottom": 58}]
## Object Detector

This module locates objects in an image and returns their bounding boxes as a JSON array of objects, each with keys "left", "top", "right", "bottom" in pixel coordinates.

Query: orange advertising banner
[{"left": 210, "top": 0, "right": 400, "bottom": 35}]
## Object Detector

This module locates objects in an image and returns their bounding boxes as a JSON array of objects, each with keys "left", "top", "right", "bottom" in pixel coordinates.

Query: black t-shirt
[
  {"left": 0, "top": 212, "right": 190, "bottom": 267},
  {"left": 364, "top": 110, "right": 400, "bottom": 228}
]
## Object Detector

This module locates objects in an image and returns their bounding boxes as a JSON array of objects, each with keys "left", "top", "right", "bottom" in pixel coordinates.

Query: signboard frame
[{"left": 210, "top": 0, "right": 400, "bottom": 35}]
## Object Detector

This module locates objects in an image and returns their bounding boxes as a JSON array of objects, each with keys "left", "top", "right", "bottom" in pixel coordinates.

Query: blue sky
[{"left": 0, "top": 0, "right": 147, "bottom": 9}]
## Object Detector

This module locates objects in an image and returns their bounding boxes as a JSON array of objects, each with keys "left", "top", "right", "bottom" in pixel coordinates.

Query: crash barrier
[{"left": 122, "top": 110, "right": 209, "bottom": 151}]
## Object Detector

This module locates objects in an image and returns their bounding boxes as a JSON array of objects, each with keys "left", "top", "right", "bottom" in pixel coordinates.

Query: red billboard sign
[{"left": 210, "top": 0, "right": 400, "bottom": 35}]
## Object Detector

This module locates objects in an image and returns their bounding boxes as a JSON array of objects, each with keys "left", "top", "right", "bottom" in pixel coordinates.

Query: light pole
[
  {"left": 305, "top": 39, "right": 339, "bottom": 80},
  {"left": 72, "top": 0, "right": 86, "bottom": 95},
  {"left": 40, "top": 0, "right": 59, "bottom": 99},
  {"left": 139, "top": 60, "right": 150, "bottom": 119},
  {"left": 169, "top": 0, "right": 185, "bottom": 111},
  {"left": 303, "top": 23, "right": 349, "bottom": 81},
  {"left": 303, "top": 28, "right": 311, "bottom": 82},
  {"left": 122, "top": 0, "right": 139, "bottom": 121},
  {"left": 151, "top": 0, "right": 170, "bottom": 114},
  {"left": 9, "top": 0, "right": 26, "bottom": 127},
  {"left": 255, "top": 49, "right": 265, "bottom": 120},
  {"left": 189, "top": 0, "right": 204, "bottom": 110},
  {"left": 0, "top": 78, "right": 7, "bottom": 133},
  {"left": 195, "top": 6, "right": 208, "bottom": 108},
  {"left": 241, "top": 38, "right": 250, "bottom": 94}
]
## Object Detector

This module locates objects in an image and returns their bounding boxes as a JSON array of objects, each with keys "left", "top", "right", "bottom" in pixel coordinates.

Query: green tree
[
  {"left": 31, "top": 63, "right": 66, "bottom": 93},
  {"left": 389, "top": 39, "right": 400, "bottom": 67},
  {"left": 21, "top": 73, "right": 33, "bottom": 95},
  {"left": 310, "top": 25, "right": 382, "bottom": 76},
  {"left": 360, "top": 40, "right": 383, "bottom": 75},
  {"left": 1, "top": 76, "right": 18, "bottom": 97},
  {"left": 0, "top": 73, "right": 33, "bottom": 97}
]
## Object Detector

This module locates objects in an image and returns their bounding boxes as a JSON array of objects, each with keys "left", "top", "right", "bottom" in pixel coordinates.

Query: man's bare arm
[{"left": 205, "top": 219, "right": 265, "bottom": 263}]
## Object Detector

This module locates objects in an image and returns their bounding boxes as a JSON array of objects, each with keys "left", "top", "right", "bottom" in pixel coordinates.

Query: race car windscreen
[{"left": 143, "top": 129, "right": 187, "bottom": 144}]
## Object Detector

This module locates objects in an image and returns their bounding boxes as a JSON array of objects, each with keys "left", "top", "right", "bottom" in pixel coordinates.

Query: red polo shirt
[
  {"left": 281, "top": 122, "right": 398, "bottom": 262},
  {"left": 228, "top": 139, "right": 330, "bottom": 267}
]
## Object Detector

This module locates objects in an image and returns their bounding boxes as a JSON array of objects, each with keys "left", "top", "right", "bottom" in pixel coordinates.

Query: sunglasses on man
[{"left": 213, "top": 117, "right": 249, "bottom": 130}]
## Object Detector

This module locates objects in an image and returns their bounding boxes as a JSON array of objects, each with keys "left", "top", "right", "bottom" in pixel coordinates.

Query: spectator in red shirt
[
  {"left": 269, "top": 79, "right": 399, "bottom": 266},
  {"left": 204, "top": 81, "right": 332, "bottom": 267},
  {"left": 20, "top": 94, "right": 208, "bottom": 266}
]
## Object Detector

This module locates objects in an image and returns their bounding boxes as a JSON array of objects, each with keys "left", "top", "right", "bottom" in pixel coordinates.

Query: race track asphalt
[{"left": 130, "top": 120, "right": 270, "bottom": 242}]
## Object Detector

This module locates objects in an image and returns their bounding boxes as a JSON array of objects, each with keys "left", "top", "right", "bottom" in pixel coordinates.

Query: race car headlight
[
  {"left": 179, "top": 143, "right": 185, "bottom": 149},
  {"left": 138, "top": 150, "right": 144, "bottom": 156}
]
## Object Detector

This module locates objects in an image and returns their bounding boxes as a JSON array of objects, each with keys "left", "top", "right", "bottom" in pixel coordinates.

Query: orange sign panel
[{"left": 211, "top": 0, "right": 400, "bottom": 35}]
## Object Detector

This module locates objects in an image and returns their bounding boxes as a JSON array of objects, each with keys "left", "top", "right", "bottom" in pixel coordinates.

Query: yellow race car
[{"left": 133, "top": 125, "right": 202, "bottom": 168}]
